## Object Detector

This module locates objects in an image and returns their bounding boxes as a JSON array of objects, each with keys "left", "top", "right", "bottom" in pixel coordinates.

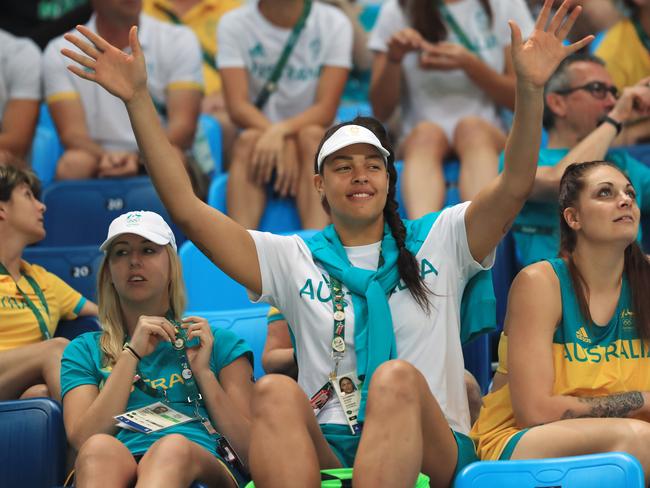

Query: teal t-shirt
[
  {"left": 499, "top": 148, "right": 650, "bottom": 266},
  {"left": 61, "top": 327, "right": 253, "bottom": 456}
]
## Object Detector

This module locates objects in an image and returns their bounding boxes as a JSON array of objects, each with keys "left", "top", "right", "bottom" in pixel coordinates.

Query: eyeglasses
[{"left": 554, "top": 81, "right": 619, "bottom": 100}]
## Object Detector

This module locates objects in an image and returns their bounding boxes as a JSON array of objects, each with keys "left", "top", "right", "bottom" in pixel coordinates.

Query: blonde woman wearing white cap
[
  {"left": 60, "top": 211, "right": 254, "bottom": 487},
  {"left": 60, "top": 1, "right": 591, "bottom": 485}
]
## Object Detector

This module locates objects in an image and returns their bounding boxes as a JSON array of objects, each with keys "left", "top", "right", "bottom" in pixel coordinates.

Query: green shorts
[
  {"left": 321, "top": 424, "right": 478, "bottom": 476},
  {"left": 499, "top": 429, "right": 529, "bottom": 460}
]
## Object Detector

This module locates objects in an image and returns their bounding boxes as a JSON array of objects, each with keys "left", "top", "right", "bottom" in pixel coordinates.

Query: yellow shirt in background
[
  {"left": 0, "top": 260, "right": 85, "bottom": 351},
  {"left": 143, "top": 0, "right": 242, "bottom": 94},
  {"left": 596, "top": 19, "right": 650, "bottom": 90}
]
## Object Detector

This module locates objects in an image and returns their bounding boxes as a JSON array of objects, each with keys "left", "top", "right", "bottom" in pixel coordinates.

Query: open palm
[
  {"left": 62, "top": 25, "right": 147, "bottom": 103},
  {"left": 510, "top": 0, "right": 593, "bottom": 89}
]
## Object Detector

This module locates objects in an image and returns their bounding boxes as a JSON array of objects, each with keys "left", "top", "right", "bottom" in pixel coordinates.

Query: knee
[
  {"left": 614, "top": 419, "right": 650, "bottom": 453},
  {"left": 47, "top": 337, "right": 69, "bottom": 360},
  {"left": 76, "top": 434, "right": 121, "bottom": 466},
  {"left": 233, "top": 129, "right": 261, "bottom": 152},
  {"left": 55, "top": 149, "right": 97, "bottom": 180},
  {"left": 367, "top": 360, "right": 420, "bottom": 404},
  {"left": 453, "top": 117, "right": 495, "bottom": 146},
  {"left": 403, "top": 122, "right": 447, "bottom": 156},
  {"left": 147, "top": 434, "right": 195, "bottom": 463},
  {"left": 252, "top": 374, "right": 303, "bottom": 418},
  {"left": 297, "top": 125, "right": 324, "bottom": 149}
]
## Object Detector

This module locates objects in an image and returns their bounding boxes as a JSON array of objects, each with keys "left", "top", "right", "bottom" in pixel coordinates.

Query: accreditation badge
[
  {"left": 331, "top": 371, "right": 362, "bottom": 435},
  {"left": 114, "top": 402, "right": 194, "bottom": 434}
]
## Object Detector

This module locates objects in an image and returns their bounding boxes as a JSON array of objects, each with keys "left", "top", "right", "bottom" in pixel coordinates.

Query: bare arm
[
  {"left": 61, "top": 26, "right": 263, "bottom": 295},
  {"left": 0, "top": 99, "right": 39, "bottom": 159},
  {"left": 63, "top": 350, "right": 139, "bottom": 449},
  {"left": 220, "top": 67, "right": 272, "bottom": 130},
  {"left": 48, "top": 98, "right": 104, "bottom": 157},
  {"left": 465, "top": 0, "right": 592, "bottom": 262},
  {"left": 164, "top": 87, "right": 202, "bottom": 150},
  {"left": 529, "top": 81, "right": 650, "bottom": 202},
  {"left": 78, "top": 300, "right": 98, "bottom": 316},
  {"left": 507, "top": 262, "right": 650, "bottom": 427}
]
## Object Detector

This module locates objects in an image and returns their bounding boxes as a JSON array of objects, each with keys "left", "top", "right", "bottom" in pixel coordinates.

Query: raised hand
[
  {"left": 510, "top": 0, "right": 593, "bottom": 89},
  {"left": 129, "top": 315, "right": 176, "bottom": 359},
  {"left": 61, "top": 25, "right": 147, "bottom": 103},
  {"left": 182, "top": 316, "right": 214, "bottom": 376}
]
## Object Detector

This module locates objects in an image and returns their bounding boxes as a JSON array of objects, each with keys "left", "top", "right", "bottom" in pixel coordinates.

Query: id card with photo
[
  {"left": 331, "top": 371, "right": 362, "bottom": 435},
  {"left": 115, "top": 402, "right": 194, "bottom": 434}
]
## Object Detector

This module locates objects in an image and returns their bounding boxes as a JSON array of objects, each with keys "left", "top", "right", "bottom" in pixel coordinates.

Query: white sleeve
[
  {"left": 217, "top": 11, "right": 247, "bottom": 69},
  {"left": 426, "top": 202, "right": 495, "bottom": 281},
  {"left": 5, "top": 37, "right": 41, "bottom": 101},
  {"left": 368, "top": 0, "right": 405, "bottom": 53},
  {"left": 43, "top": 37, "right": 79, "bottom": 100},
  {"left": 495, "top": 0, "right": 535, "bottom": 45},
  {"left": 246, "top": 231, "right": 312, "bottom": 308},
  {"left": 165, "top": 26, "right": 203, "bottom": 88},
  {"left": 321, "top": 10, "right": 353, "bottom": 68}
]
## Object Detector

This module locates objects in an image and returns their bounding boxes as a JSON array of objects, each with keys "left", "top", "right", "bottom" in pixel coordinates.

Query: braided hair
[{"left": 314, "top": 116, "right": 430, "bottom": 310}]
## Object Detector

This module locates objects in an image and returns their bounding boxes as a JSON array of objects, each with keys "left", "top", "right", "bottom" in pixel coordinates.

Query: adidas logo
[{"left": 576, "top": 326, "right": 591, "bottom": 344}]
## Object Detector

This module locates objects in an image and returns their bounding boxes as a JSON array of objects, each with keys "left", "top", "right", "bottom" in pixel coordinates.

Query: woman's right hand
[
  {"left": 128, "top": 315, "right": 177, "bottom": 359},
  {"left": 61, "top": 25, "right": 148, "bottom": 103},
  {"left": 386, "top": 28, "right": 424, "bottom": 64}
]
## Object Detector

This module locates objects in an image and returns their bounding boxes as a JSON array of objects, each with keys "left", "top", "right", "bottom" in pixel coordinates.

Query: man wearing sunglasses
[{"left": 499, "top": 52, "right": 650, "bottom": 267}]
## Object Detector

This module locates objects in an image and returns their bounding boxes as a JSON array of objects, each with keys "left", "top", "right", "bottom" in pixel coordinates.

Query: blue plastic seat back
[
  {"left": 462, "top": 334, "right": 491, "bottom": 395},
  {"left": 23, "top": 245, "right": 104, "bottom": 301},
  {"left": 492, "top": 230, "right": 520, "bottom": 331},
  {"left": 189, "top": 307, "right": 271, "bottom": 380},
  {"left": 194, "top": 114, "right": 223, "bottom": 177},
  {"left": 30, "top": 104, "right": 64, "bottom": 188},
  {"left": 179, "top": 240, "right": 266, "bottom": 312},
  {"left": 207, "top": 173, "right": 302, "bottom": 233},
  {"left": 40, "top": 177, "right": 185, "bottom": 247},
  {"left": 454, "top": 452, "right": 644, "bottom": 488},
  {"left": 0, "top": 398, "right": 66, "bottom": 487}
]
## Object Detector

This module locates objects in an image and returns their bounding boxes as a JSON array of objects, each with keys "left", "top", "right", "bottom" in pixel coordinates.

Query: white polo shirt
[
  {"left": 217, "top": 2, "right": 352, "bottom": 123},
  {"left": 43, "top": 14, "right": 203, "bottom": 152},
  {"left": 0, "top": 29, "right": 41, "bottom": 119}
]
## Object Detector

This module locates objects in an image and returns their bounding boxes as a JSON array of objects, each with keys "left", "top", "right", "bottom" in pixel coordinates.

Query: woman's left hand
[
  {"left": 183, "top": 316, "right": 214, "bottom": 375},
  {"left": 419, "top": 42, "right": 474, "bottom": 71}
]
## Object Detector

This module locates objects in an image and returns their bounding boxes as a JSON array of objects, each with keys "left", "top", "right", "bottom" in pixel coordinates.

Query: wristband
[
  {"left": 123, "top": 343, "right": 142, "bottom": 361},
  {"left": 598, "top": 115, "right": 623, "bottom": 136}
]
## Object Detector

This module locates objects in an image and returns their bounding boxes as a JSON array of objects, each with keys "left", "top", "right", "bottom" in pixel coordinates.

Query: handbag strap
[{"left": 254, "top": 0, "right": 313, "bottom": 109}]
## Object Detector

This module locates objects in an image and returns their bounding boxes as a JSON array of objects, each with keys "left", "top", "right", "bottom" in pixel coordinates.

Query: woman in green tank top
[{"left": 472, "top": 160, "right": 650, "bottom": 473}]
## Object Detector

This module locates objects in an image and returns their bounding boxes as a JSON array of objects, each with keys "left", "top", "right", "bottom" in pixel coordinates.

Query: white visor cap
[
  {"left": 100, "top": 210, "right": 177, "bottom": 252},
  {"left": 316, "top": 124, "right": 390, "bottom": 172}
]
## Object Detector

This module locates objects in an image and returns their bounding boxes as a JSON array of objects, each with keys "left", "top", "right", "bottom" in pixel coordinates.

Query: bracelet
[
  {"left": 123, "top": 343, "right": 142, "bottom": 361},
  {"left": 598, "top": 115, "right": 623, "bottom": 136}
]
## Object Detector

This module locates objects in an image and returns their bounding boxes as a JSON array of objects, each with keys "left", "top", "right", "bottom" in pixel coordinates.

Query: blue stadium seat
[
  {"left": 194, "top": 113, "right": 223, "bottom": 177},
  {"left": 207, "top": 173, "right": 302, "bottom": 233},
  {"left": 492, "top": 231, "right": 520, "bottom": 331},
  {"left": 180, "top": 240, "right": 266, "bottom": 312},
  {"left": 23, "top": 245, "right": 104, "bottom": 301},
  {"left": 462, "top": 334, "right": 491, "bottom": 395},
  {"left": 359, "top": 3, "right": 381, "bottom": 31},
  {"left": 188, "top": 307, "right": 271, "bottom": 380},
  {"left": 31, "top": 105, "right": 64, "bottom": 187},
  {"left": 55, "top": 315, "right": 101, "bottom": 341},
  {"left": 0, "top": 398, "right": 66, "bottom": 487},
  {"left": 40, "top": 177, "right": 185, "bottom": 247},
  {"left": 336, "top": 102, "right": 373, "bottom": 122},
  {"left": 454, "top": 452, "right": 644, "bottom": 488}
]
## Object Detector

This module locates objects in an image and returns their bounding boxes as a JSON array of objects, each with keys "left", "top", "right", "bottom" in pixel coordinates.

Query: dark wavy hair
[
  {"left": 558, "top": 161, "right": 650, "bottom": 338},
  {"left": 398, "top": 0, "right": 493, "bottom": 43},
  {"left": 314, "top": 116, "right": 430, "bottom": 311}
]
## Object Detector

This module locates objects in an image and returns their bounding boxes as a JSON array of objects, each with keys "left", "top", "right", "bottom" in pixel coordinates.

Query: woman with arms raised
[
  {"left": 60, "top": 1, "right": 590, "bottom": 486},
  {"left": 61, "top": 211, "right": 253, "bottom": 487}
]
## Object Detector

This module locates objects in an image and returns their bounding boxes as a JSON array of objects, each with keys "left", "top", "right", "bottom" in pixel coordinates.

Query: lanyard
[
  {"left": 153, "top": 2, "right": 218, "bottom": 71},
  {"left": 633, "top": 19, "right": 650, "bottom": 54},
  {"left": 328, "top": 276, "right": 347, "bottom": 378},
  {"left": 0, "top": 261, "right": 51, "bottom": 340},
  {"left": 435, "top": 0, "right": 480, "bottom": 56},
  {"left": 254, "top": 0, "right": 313, "bottom": 109}
]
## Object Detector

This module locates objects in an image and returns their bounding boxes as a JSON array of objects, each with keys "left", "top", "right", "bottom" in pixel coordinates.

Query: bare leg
[
  {"left": 209, "top": 107, "right": 238, "bottom": 172},
  {"left": 226, "top": 129, "right": 266, "bottom": 229},
  {"left": 296, "top": 125, "right": 329, "bottom": 230},
  {"left": 75, "top": 434, "right": 137, "bottom": 488},
  {"left": 55, "top": 149, "right": 99, "bottom": 180},
  {"left": 249, "top": 375, "right": 342, "bottom": 488},
  {"left": 401, "top": 122, "right": 450, "bottom": 219},
  {"left": 453, "top": 117, "right": 506, "bottom": 202},
  {"left": 136, "top": 434, "right": 237, "bottom": 488},
  {"left": 20, "top": 383, "right": 50, "bottom": 399},
  {"left": 511, "top": 417, "right": 650, "bottom": 479},
  {"left": 0, "top": 337, "right": 69, "bottom": 401},
  {"left": 353, "top": 360, "right": 458, "bottom": 488}
]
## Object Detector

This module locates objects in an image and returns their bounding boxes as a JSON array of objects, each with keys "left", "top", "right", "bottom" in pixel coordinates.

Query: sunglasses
[{"left": 554, "top": 81, "right": 619, "bottom": 100}]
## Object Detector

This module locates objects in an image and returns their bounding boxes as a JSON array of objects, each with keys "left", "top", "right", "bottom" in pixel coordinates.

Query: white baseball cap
[
  {"left": 100, "top": 211, "right": 177, "bottom": 252},
  {"left": 316, "top": 124, "right": 390, "bottom": 172}
]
